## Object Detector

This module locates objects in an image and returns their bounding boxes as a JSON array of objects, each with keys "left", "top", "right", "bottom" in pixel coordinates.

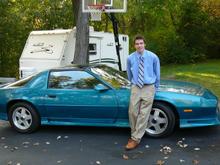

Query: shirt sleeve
[
  {"left": 154, "top": 56, "right": 160, "bottom": 90},
  {"left": 126, "top": 57, "right": 132, "bottom": 82}
]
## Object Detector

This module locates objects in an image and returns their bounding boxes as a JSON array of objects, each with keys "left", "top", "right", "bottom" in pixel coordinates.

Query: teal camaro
[{"left": 0, "top": 65, "right": 219, "bottom": 137}]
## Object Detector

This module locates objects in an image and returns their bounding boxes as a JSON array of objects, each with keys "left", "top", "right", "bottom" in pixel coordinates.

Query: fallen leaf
[
  {"left": 122, "top": 154, "right": 129, "bottom": 160},
  {"left": 57, "top": 160, "right": 62, "bottom": 164},
  {"left": 177, "top": 140, "right": 188, "bottom": 148},
  {"left": 183, "top": 144, "right": 188, "bottom": 148},
  {"left": 22, "top": 142, "right": 30, "bottom": 145},
  {"left": 156, "top": 160, "right": 165, "bottom": 165},
  {"left": 145, "top": 145, "right": 150, "bottom": 148},
  {"left": 7, "top": 161, "right": 12, "bottom": 165},
  {"left": 10, "top": 148, "right": 15, "bottom": 152},
  {"left": 33, "top": 142, "right": 40, "bottom": 146},
  {"left": 10, "top": 147, "right": 18, "bottom": 152},
  {"left": 192, "top": 159, "right": 199, "bottom": 164},
  {"left": 180, "top": 159, "right": 185, "bottom": 163},
  {"left": 96, "top": 161, "right": 101, "bottom": 165},
  {"left": 1, "top": 137, "right": 6, "bottom": 140},
  {"left": 194, "top": 148, "right": 200, "bottom": 151},
  {"left": 160, "top": 146, "right": 172, "bottom": 155}
]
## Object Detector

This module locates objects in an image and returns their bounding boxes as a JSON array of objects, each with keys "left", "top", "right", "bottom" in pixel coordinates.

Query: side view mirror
[{"left": 94, "top": 84, "right": 108, "bottom": 91}]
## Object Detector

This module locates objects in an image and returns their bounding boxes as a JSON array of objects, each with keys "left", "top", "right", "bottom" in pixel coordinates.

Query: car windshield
[{"left": 90, "top": 65, "right": 130, "bottom": 89}]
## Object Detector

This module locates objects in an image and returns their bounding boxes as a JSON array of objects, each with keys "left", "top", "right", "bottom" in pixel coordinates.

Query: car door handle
[{"left": 46, "top": 94, "right": 57, "bottom": 98}]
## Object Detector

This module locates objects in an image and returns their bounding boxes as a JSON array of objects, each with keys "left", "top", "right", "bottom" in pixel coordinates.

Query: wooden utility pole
[{"left": 72, "top": 0, "right": 89, "bottom": 65}]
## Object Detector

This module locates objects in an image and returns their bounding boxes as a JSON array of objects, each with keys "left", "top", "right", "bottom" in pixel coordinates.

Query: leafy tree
[{"left": 0, "top": 0, "right": 219, "bottom": 77}]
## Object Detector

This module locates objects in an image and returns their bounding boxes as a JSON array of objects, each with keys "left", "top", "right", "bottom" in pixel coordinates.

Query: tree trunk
[
  {"left": 104, "top": 14, "right": 109, "bottom": 32},
  {"left": 72, "top": 0, "right": 89, "bottom": 65}
]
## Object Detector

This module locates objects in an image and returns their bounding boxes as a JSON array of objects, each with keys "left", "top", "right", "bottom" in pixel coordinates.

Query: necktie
[{"left": 137, "top": 56, "right": 144, "bottom": 88}]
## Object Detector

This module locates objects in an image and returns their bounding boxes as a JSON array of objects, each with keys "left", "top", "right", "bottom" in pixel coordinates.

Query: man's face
[{"left": 134, "top": 39, "right": 145, "bottom": 54}]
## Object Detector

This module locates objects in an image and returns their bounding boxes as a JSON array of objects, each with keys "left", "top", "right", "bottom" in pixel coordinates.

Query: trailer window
[{"left": 89, "top": 44, "right": 97, "bottom": 55}]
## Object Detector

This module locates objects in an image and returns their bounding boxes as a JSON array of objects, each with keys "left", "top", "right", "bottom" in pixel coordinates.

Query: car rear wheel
[
  {"left": 8, "top": 102, "right": 40, "bottom": 133},
  {"left": 145, "top": 102, "right": 176, "bottom": 138}
]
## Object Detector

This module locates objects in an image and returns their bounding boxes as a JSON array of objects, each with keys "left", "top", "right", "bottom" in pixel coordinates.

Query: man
[{"left": 126, "top": 35, "right": 160, "bottom": 150}]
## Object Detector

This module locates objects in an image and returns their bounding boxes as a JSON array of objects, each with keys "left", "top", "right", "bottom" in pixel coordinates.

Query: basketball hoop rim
[
  {"left": 88, "top": 4, "right": 106, "bottom": 12},
  {"left": 88, "top": 4, "right": 105, "bottom": 7}
]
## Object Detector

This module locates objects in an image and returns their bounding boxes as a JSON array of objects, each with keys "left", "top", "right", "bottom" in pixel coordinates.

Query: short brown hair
[{"left": 133, "top": 35, "right": 146, "bottom": 44}]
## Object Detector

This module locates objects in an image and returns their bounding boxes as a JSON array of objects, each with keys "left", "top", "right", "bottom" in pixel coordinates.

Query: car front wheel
[
  {"left": 8, "top": 102, "right": 40, "bottom": 133},
  {"left": 145, "top": 102, "right": 176, "bottom": 138}
]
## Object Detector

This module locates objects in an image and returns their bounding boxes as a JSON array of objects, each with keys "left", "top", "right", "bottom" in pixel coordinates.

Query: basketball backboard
[{"left": 82, "top": 0, "right": 127, "bottom": 13}]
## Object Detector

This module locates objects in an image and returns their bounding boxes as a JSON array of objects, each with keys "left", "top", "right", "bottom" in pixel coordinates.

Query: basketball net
[{"left": 88, "top": 4, "right": 105, "bottom": 21}]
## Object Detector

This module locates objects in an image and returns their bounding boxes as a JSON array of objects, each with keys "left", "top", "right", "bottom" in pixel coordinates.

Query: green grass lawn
[{"left": 161, "top": 59, "right": 220, "bottom": 98}]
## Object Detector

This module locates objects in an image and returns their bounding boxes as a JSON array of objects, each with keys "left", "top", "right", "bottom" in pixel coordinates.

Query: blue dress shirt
[{"left": 127, "top": 50, "right": 160, "bottom": 89}]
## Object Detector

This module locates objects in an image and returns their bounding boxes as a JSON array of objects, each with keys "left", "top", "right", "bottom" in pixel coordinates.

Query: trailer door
[{"left": 89, "top": 37, "right": 101, "bottom": 65}]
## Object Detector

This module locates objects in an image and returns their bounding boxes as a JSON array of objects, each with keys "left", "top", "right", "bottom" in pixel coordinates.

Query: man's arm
[
  {"left": 154, "top": 56, "right": 160, "bottom": 90},
  {"left": 126, "top": 58, "right": 132, "bottom": 82}
]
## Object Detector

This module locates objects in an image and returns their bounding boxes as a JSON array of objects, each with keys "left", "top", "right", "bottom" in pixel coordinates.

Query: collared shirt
[{"left": 127, "top": 50, "right": 160, "bottom": 89}]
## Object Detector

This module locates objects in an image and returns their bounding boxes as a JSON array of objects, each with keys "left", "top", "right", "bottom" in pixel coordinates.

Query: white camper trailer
[{"left": 19, "top": 27, "right": 129, "bottom": 78}]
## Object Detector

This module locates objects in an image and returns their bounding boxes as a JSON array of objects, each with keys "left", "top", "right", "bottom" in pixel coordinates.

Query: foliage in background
[
  {"left": 161, "top": 59, "right": 220, "bottom": 98},
  {"left": 120, "top": 0, "right": 219, "bottom": 64},
  {"left": 0, "top": 0, "right": 219, "bottom": 77},
  {"left": 0, "top": 0, "right": 73, "bottom": 77}
]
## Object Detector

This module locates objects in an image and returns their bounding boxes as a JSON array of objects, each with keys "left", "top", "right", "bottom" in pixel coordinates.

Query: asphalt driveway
[{"left": 0, "top": 120, "right": 220, "bottom": 165}]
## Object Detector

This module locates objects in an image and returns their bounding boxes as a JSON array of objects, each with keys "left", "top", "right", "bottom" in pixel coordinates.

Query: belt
[{"left": 133, "top": 84, "right": 154, "bottom": 87}]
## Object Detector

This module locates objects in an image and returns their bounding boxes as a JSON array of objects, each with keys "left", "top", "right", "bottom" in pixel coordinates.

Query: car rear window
[{"left": 6, "top": 75, "right": 35, "bottom": 87}]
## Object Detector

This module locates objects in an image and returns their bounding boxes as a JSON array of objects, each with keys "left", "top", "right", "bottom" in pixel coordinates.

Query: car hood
[{"left": 159, "top": 79, "right": 204, "bottom": 96}]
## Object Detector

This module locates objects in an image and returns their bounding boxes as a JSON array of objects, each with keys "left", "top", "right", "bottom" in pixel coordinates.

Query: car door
[{"left": 44, "top": 69, "right": 118, "bottom": 123}]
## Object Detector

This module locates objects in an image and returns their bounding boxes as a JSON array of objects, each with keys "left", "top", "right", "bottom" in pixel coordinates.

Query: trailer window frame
[{"left": 89, "top": 43, "right": 97, "bottom": 56}]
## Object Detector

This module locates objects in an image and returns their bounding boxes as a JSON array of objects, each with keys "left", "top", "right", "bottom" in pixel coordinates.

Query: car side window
[{"left": 48, "top": 70, "right": 101, "bottom": 89}]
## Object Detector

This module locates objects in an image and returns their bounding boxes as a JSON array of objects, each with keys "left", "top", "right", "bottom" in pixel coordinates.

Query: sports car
[{"left": 0, "top": 65, "right": 219, "bottom": 137}]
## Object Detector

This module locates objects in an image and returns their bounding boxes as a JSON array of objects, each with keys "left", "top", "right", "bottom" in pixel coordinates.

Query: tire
[
  {"left": 145, "top": 102, "right": 176, "bottom": 138},
  {"left": 8, "top": 102, "right": 40, "bottom": 133}
]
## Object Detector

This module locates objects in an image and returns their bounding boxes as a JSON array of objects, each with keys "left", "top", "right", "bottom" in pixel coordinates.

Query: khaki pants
[{"left": 129, "top": 84, "right": 155, "bottom": 142}]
